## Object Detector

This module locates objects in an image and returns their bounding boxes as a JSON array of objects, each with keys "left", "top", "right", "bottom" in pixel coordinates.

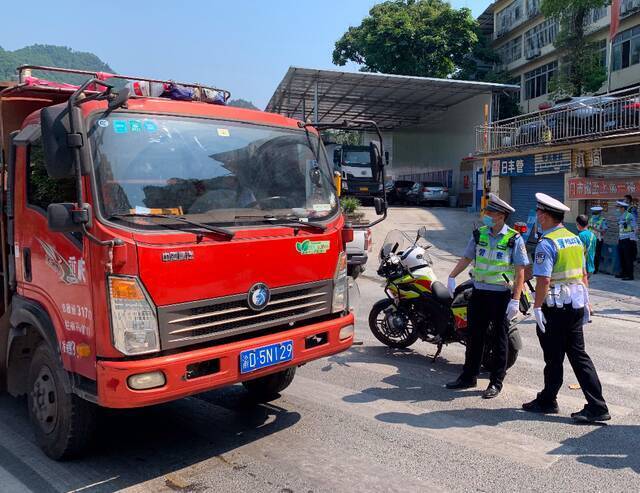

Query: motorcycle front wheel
[{"left": 368, "top": 299, "right": 419, "bottom": 349}]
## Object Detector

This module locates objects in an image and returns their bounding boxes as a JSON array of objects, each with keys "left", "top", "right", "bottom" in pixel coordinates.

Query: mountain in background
[
  {"left": 227, "top": 98, "right": 259, "bottom": 110},
  {"left": 0, "top": 44, "right": 115, "bottom": 83},
  {"left": 0, "top": 43, "right": 258, "bottom": 108}
]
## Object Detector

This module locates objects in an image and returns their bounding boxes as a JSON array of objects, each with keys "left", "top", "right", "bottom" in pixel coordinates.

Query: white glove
[
  {"left": 506, "top": 299, "right": 520, "bottom": 320},
  {"left": 534, "top": 307, "right": 546, "bottom": 333},
  {"left": 447, "top": 277, "right": 456, "bottom": 298}
]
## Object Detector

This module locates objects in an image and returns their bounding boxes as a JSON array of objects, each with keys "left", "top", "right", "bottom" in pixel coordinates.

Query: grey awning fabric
[{"left": 266, "top": 66, "right": 518, "bottom": 129}]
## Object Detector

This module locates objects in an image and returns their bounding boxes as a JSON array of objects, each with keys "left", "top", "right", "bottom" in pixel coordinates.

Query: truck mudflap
[{"left": 96, "top": 313, "right": 354, "bottom": 408}]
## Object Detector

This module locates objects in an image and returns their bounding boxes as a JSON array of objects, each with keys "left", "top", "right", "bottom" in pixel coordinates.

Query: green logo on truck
[{"left": 296, "top": 240, "right": 330, "bottom": 255}]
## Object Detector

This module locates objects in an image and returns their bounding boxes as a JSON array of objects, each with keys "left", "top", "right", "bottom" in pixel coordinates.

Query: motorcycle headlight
[
  {"left": 108, "top": 276, "right": 160, "bottom": 355},
  {"left": 332, "top": 252, "right": 348, "bottom": 313}
]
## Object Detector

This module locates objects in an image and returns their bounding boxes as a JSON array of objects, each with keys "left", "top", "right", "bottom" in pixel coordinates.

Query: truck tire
[
  {"left": 28, "top": 343, "right": 96, "bottom": 460},
  {"left": 242, "top": 366, "right": 296, "bottom": 402}
]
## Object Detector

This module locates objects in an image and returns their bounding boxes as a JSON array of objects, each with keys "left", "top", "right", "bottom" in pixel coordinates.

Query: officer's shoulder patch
[{"left": 535, "top": 252, "right": 546, "bottom": 264}]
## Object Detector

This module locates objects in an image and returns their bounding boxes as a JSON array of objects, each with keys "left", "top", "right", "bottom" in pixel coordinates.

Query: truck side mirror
[
  {"left": 373, "top": 197, "right": 386, "bottom": 216},
  {"left": 47, "top": 203, "right": 89, "bottom": 233},
  {"left": 333, "top": 149, "right": 341, "bottom": 165},
  {"left": 369, "top": 141, "right": 382, "bottom": 182},
  {"left": 41, "top": 105, "right": 90, "bottom": 178}
]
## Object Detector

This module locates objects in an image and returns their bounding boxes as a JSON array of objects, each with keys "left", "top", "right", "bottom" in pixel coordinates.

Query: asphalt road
[{"left": 1, "top": 206, "right": 639, "bottom": 492}]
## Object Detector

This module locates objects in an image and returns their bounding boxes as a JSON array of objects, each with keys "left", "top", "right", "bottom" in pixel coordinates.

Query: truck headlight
[
  {"left": 332, "top": 252, "right": 348, "bottom": 313},
  {"left": 108, "top": 276, "right": 160, "bottom": 355}
]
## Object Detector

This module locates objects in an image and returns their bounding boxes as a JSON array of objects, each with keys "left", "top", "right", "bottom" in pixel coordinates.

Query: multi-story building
[{"left": 479, "top": 0, "right": 640, "bottom": 113}]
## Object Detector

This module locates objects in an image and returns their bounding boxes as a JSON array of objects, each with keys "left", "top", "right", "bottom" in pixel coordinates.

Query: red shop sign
[{"left": 568, "top": 177, "right": 640, "bottom": 199}]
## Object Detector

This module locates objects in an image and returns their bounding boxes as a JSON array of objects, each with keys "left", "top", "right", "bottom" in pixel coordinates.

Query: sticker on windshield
[
  {"left": 129, "top": 120, "right": 142, "bottom": 132},
  {"left": 97, "top": 119, "right": 109, "bottom": 128},
  {"left": 296, "top": 240, "right": 330, "bottom": 255},
  {"left": 217, "top": 128, "right": 230, "bottom": 137},
  {"left": 143, "top": 120, "right": 158, "bottom": 132},
  {"left": 313, "top": 204, "right": 331, "bottom": 212},
  {"left": 113, "top": 120, "right": 128, "bottom": 133}
]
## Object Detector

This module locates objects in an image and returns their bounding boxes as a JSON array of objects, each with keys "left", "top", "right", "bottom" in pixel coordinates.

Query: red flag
[{"left": 611, "top": 0, "right": 621, "bottom": 40}]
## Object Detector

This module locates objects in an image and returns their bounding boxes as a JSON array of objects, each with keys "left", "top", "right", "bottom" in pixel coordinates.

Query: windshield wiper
[
  {"left": 234, "top": 214, "right": 327, "bottom": 232},
  {"left": 109, "top": 213, "right": 235, "bottom": 240}
]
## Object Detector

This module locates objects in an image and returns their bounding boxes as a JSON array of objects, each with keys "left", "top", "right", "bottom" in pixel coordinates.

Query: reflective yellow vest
[
  {"left": 543, "top": 227, "right": 584, "bottom": 284},
  {"left": 473, "top": 225, "right": 517, "bottom": 286}
]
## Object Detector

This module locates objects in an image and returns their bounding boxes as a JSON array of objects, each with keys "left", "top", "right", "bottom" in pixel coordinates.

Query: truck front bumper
[{"left": 96, "top": 313, "right": 354, "bottom": 408}]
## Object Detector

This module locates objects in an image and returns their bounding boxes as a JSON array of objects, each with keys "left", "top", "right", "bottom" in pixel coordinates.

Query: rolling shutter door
[{"left": 510, "top": 174, "right": 565, "bottom": 224}]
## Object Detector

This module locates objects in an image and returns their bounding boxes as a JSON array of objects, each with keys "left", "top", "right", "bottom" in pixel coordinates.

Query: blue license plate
[{"left": 240, "top": 340, "right": 294, "bottom": 374}]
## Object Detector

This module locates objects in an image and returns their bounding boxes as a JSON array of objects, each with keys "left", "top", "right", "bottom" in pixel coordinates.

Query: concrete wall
[{"left": 389, "top": 93, "right": 492, "bottom": 196}]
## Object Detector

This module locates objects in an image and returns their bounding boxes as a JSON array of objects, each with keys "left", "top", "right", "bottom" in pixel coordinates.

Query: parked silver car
[{"left": 407, "top": 181, "right": 449, "bottom": 206}]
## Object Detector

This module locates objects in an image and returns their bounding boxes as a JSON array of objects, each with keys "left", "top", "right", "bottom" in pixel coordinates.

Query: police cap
[
  {"left": 535, "top": 192, "right": 570, "bottom": 213},
  {"left": 485, "top": 193, "right": 515, "bottom": 215}
]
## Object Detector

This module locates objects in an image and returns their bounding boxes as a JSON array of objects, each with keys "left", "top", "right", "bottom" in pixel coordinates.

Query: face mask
[{"left": 482, "top": 215, "right": 495, "bottom": 228}]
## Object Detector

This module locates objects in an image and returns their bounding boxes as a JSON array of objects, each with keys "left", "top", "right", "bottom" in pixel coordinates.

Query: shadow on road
[
  {"left": 375, "top": 406, "right": 639, "bottom": 474},
  {"left": 324, "top": 345, "right": 490, "bottom": 405},
  {"left": 0, "top": 386, "right": 300, "bottom": 492}
]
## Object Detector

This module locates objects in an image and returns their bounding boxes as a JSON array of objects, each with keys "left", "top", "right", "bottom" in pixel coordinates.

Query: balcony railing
[{"left": 476, "top": 87, "right": 640, "bottom": 154}]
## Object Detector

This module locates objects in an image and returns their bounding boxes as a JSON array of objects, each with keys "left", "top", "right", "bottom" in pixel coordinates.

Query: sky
[{"left": 1, "top": 1, "right": 492, "bottom": 109}]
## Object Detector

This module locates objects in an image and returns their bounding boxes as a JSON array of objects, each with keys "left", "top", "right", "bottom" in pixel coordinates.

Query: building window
[
  {"left": 524, "top": 61, "right": 558, "bottom": 100},
  {"left": 495, "top": 0, "right": 524, "bottom": 37},
  {"left": 594, "top": 39, "right": 608, "bottom": 69},
  {"left": 612, "top": 26, "right": 640, "bottom": 71},
  {"left": 587, "top": 6, "right": 608, "bottom": 24},
  {"left": 496, "top": 36, "right": 522, "bottom": 65},
  {"left": 526, "top": 0, "right": 540, "bottom": 18},
  {"left": 620, "top": 0, "right": 640, "bottom": 18},
  {"left": 524, "top": 19, "right": 559, "bottom": 59}
]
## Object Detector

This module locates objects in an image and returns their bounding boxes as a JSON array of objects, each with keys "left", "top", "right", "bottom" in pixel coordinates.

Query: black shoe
[
  {"left": 571, "top": 407, "right": 611, "bottom": 423},
  {"left": 522, "top": 398, "right": 559, "bottom": 414},
  {"left": 615, "top": 274, "right": 624, "bottom": 278},
  {"left": 622, "top": 277, "right": 634, "bottom": 281},
  {"left": 482, "top": 384, "right": 501, "bottom": 399},
  {"left": 445, "top": 376, "right": 477, "bottom": 390}
]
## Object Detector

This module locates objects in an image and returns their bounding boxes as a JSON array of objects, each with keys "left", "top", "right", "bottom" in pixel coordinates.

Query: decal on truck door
[
  {"left": 37, "top": 238, "right": 86, "bottom": 285},
  {"left": 296, "top": 240, "right": 330, "bottom": 255}
]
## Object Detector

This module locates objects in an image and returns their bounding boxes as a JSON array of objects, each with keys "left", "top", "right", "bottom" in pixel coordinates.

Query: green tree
[
  {"left": 332, "top": 0, "right": 479, "bottom": 78},
  {"left": 542, "top": 0, "right": 610, "bottom": 99}
]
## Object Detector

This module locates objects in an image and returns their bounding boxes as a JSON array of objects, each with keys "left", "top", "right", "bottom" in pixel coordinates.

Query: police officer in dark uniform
[
  {"left": 523, "top": 193, "right": 610, "bottom": 423},
  {"left": 445, "top": 194, "right": 529, "bottom": 399}
]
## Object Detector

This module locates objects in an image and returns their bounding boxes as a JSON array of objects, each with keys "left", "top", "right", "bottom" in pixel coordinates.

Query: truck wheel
[
  {"left": 28, "top": 343, "right": 96, "bottom": 460},
  {"left": 242, "top": 367, "right": 296, "bottom": 402}
]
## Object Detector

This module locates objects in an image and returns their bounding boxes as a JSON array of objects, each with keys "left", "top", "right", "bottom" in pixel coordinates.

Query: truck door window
[{"left": 27, "top": 138, "right": 77, "bottom": 213}]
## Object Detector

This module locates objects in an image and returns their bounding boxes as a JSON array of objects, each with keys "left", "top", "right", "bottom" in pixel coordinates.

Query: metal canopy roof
[{"left": 266, "top": 67, "right": 518, "bottom": 129}]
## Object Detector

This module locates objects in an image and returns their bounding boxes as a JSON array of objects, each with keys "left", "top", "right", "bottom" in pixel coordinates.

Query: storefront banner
[
  {"left": 491, "top": 150, "right": 571, "bottom": 177},
  {"left": 568, "top": 177, "right": 640, "bottom": 199}
]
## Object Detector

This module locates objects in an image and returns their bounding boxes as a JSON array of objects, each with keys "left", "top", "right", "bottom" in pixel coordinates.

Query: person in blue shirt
[
  {"left": 576, "top": 214, "right": 596, "bottom": 277},
  {"left": 522, "top": 193, "right": 609, "bottom": 423},
  {"left": 445, "top": 193, "right": 530, "bottom": 399},
  {"left": 616, "top": 199, "right": 637, "bottom": 280}
]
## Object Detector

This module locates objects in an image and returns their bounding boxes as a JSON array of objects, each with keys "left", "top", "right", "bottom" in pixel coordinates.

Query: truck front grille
[{"left": 157, "top": 280, "right": 333, "bottom": 350}]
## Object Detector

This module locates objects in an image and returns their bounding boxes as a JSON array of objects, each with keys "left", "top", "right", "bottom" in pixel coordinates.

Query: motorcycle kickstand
[{"left": 431, "top": 343, "right": 443, "bottom": 362}]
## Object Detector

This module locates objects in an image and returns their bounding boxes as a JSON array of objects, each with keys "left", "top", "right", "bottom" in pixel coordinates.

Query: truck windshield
[
  {"left": 343, "top": 150, "right": 371, "bottom": 167},
  {"left": 89, "top": 114, "right": 338, "bottom": 226}
]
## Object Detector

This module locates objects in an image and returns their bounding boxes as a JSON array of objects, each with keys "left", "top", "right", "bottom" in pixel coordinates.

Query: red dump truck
[{"left": 0, "top": 66, "right": 387, "bottom": 459}]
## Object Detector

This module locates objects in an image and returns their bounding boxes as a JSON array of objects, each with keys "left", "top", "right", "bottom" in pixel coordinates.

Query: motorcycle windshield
[
  {"left": 380, "top": 228, "right": 431, "bottom": 260},
  {"left": 380, "top": 229, "right": 409, "bottom": 260}
]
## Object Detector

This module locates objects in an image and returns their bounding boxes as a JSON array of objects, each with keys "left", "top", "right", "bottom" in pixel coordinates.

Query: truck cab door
[{"left": 13, "top": 128, "right": 95, "bottom": 379}]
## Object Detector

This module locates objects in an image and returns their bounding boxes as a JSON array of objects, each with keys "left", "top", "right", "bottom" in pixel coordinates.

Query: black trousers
[
  {"left": 618, "top": 239, "right": 637, "bottom": 279},
  {"left": 594, "top": 239, "right": 603, "bottom": 273},
  {"left": 462, "top": 289, "right": 511, "bottom": 387},
  {"left": 536, "top": 304, "right": 608, "bottom": 414}
]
